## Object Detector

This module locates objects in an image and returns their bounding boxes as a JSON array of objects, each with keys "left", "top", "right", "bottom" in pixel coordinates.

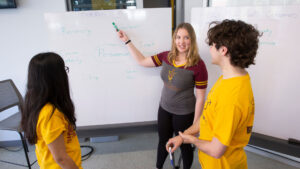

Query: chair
[{"left": 0, "top": 79, "right": 36, "bottom": 168}]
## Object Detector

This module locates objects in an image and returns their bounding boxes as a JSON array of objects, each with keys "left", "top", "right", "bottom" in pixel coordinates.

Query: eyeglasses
[{"left": 65, "top": 66, "right": 69, "bottom": 73}]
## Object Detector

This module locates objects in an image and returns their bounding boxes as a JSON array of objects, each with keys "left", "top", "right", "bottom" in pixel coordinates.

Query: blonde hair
[{"left": 168, "top": 23, "right": 200, "bottom": 68}]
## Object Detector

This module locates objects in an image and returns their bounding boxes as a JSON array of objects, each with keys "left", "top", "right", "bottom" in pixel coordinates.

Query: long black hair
[{"left": 21, "top": 52, "right": 76, "bottom": 144}]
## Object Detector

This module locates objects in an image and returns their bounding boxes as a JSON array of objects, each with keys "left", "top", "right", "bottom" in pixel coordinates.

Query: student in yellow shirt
[
  {"left": 166, "top": 19, "right": 261, "bottom": 169},
  {"left": 21, "top": 52, "right": 82, "bottom": 169}
]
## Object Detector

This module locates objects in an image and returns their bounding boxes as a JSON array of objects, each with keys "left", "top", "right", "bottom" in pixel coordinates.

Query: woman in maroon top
[{"left": 117, "top": 23, "right": 208, "bottom": 169}]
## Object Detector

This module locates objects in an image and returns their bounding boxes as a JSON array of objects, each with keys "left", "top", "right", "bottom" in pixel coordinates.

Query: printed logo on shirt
[
  {"left": 204, "top": 89, "right": 214, "bottom": 110},
  {"left": 200, "top": 115, "right": 207, "bottom": 125},
  {"left": 247, "top": 126, "right": 253, "bottom": 134},
  {"left": 204, "top": 99, "right": 211, "bottom": 110},
  {"left": 66, "top": 124, "right": 77, "bottom": 143},
  {"left": 168, "top": 69, "right": 176, "bottom": 82},
  {"left": 251, "top": 98, "right": 255, "bottom": 114}
]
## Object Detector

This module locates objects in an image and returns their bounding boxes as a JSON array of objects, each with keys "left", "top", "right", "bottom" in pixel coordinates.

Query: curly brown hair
[{"left": 207, "top": 19, "right": 262, "bottom": 68}]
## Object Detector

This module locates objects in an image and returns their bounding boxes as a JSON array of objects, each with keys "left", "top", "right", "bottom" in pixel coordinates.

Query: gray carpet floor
[{"left": 0, "top": 132, "right": 299, "bottom": 169}]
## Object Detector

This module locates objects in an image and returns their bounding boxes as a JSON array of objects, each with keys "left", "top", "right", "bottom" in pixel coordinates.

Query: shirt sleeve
[
  {"left": 213, "top": 103, "right": 242, "bottom": 146},
  {"left": 194, "top": 60, "right": 208, "bottom": 89},
  {"left": 40, "top": 109, "right": 67, "bottom": 145},
  {"left": 151, "top": 51, "right": 168, "bottom": 67}
]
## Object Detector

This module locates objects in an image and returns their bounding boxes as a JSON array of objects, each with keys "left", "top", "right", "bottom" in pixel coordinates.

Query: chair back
[
  {"left": 0, "top": 80, "right": 35, "bottom": 168},
  {"left": 0, "top": 79, "right": 23, "bottom": 112}
]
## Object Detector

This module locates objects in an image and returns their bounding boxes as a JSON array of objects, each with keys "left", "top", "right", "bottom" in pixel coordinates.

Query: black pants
[{"left": 156, "top": 106, "right": 194, "bottom": 169}]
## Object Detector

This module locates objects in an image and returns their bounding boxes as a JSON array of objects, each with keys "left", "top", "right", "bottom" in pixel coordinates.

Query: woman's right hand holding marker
[{"left": 117, "top": 30, "right": 129, "bottom": 43}]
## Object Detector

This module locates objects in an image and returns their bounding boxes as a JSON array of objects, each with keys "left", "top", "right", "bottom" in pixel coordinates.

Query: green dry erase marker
[{"left": 112, "top": 22, "right": 119, "bottom": 31}]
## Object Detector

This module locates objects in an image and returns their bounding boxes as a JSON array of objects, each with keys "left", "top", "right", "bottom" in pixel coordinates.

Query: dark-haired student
[
  {"left": 117, "top": 23, "right": 208, "bottom": 169},
  {"left": 21, "top": 52, "right": 82, "bottom": 169},
  {"left": 166, "top": 19, "right": 262, "bottom": 169}
]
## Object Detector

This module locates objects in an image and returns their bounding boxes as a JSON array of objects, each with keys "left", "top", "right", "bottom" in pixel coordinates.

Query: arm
[
  {"left": 166, "top": 119, "right": 200, "bottom": 153},
  {"left": 179, "top": 132, "right": 227, "bottom": 159},
  {"left": 193, "top": 88, "right": 206, "bottom": 124},
  {"left": 117, "top": 30, "right": 155, "bottom": 67},
  {"left": 48, "top": 134, "right": 79, "bottom": 169}
]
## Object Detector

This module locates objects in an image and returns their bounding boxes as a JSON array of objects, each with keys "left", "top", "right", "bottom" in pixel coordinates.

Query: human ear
[{"left": 220, "top": 46, "right": 228, "bottom": 56}]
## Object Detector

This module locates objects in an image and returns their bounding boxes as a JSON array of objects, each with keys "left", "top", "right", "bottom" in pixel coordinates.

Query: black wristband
[{"left": 125, "top": 40, "right": 131, "bottom": 45}]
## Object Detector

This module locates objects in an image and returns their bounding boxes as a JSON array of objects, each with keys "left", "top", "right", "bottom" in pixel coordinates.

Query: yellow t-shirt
[
  {"left": 199, "top": 74, "right": 254, "bottom": 169},
  {"left": 35, "top": 103, "right": 82, "bottom": 169}
]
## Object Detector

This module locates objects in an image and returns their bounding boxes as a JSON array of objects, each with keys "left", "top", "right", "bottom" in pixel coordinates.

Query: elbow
[
  {"left": 211, "top": 153, "right": 223, "bottom": 159},
  {"left": 210, "top": 150, "right": 225, "bottom": 159},
  {"left": 53, "top": 155, "right": 68, "bottom": 165},
  {"left": 137, "top": 60, "right": 148, "bottom": 67},
  {"left": 137, "top": 57, "right": 150, "bottom": 67},
  {"left": 137, "top": 62, "right": 146, "bottom": 67}
]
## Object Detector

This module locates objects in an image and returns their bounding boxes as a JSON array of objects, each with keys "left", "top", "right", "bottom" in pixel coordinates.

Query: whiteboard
[
  {"left": 44, "top": 8, "right": 171, "bottom": 127},
  {"left": 191, "top": 6, "right": 300, "bottom": 140}
]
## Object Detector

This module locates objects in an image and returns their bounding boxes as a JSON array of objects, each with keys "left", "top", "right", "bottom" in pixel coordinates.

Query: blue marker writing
[
  {"left": 112, "top": 22, "right": 119, "bottom": 31},
  {"left": 169, "top": 147, "right": 174, "bottom": 167}
]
